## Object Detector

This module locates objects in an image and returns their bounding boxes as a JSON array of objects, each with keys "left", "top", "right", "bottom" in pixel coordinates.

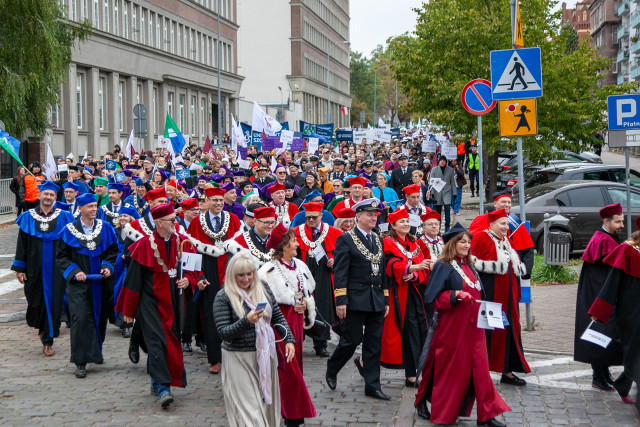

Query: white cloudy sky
[{"left": 349, "top": 0, "right": 574, "bottom": 57}]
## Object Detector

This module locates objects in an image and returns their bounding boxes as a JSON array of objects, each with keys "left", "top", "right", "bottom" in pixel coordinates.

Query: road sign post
[
  {"left": 461, "top": 79, "right": 496, "bottom": 214},
  {"left": 499, "top": 99, "right": 537, "bottom": 137}
]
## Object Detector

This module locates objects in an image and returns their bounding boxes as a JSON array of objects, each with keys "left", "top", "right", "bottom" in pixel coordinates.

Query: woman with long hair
[
  {"left": 213, "top": 252, "right": 295, "bottom": 427},
  {"left": 297, "top": 173, "right": 323, "bottom": 200},
  {"left": 333, "top": 206, "right": 355, "bottom": 232},
  {"left": 415, "top": 223, "right": 510, "bottom": 426},
  {"left": 10, "top": 166, "right": 26, "bottom": 215},
  {"left": 258, "top": 225, "right": 317, "bottom": 426},
  {"left": 381, "top": 208, "right": 430, "bottom": 386}
]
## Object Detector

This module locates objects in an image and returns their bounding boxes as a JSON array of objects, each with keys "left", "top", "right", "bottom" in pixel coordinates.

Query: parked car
[
  {"left": 511, "top": 181, "right": 640, "bottom": 253},
  {"left": 523, "top": 164, "right": 640, "bottom": 191},
  {"left": 496, "top": 150, "right": 599, "bottom": 172},
  {"left": 494, "top": 161, "right": 583, "bottom": 194}
]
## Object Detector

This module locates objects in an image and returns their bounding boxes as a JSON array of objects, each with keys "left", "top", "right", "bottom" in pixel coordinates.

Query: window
[
  {"left": 132, "top": 5, "right": 137, "bottom": 41},
  {"left": 190, "top": 96, "right": 196, "bottom": 136},
  {"left": 201, "top": 98, "right": 205, "bottom": 137},
  {"left": 156, "top": 14, "right": 160, "bottom": 49},
  {"left": 98, "top": 77, "right": 105, "bottom": 130},
  {"left": 582, "top": 170, "right": 610, "bottom": 181},
  {"left": 607, "top": 188, "right": 640, "bottom": 206},
  {"left": 123, "top": 1, "right": 128, "bottom": 39},
  {"left": 176, "top": 25, "right": 181, "bottom": 56},
  {"left": 168, "top": 92, "right": 174, "bottom": 118},
  {"left": 163, "top": 18, "right": 168, "bottom": 52},
  {"left": 76, "top": 73, "right": 83, "bottom": 129},
  {"left": 190, "top": 30, "right": 194, "bottom": 60},
  {"left": 136, "top": 84, "right": 142, "bottom": 104},
  {"left": 71, "top": 0, "right": 77, "bottom": 21},
  {"left": 141, "top": 9, "right": 145, "bottom": 44},
  {"left": 583, "top": 10, "right": 587, "bottom": 22},
  {"left": 170, "top": 21, "right": 175, "bottom": 54},
  {"left": 179, "top": 94, "right": 185, "bottom": 131},
  {"left": 118, "top": 81, "right": 124, "bottom": 131},
  {"left": 610, "top": 169, "right": 640, "bottom": 187},
  {"left": 94, "top": 0, "right": 99, "bottom": 28},
  {"left": 148, "top": 12, "right": 154, "bottom": 47},
  {"left": 104, "top": 0, "right": 109, "bottom": 32},
  {"left": 51, "top": 101, "right": 59, "bottom": 127},
  {"left": 561, "top": 187, "right": 606, "bottom": 207},
  {"left": 82, "top": 0, "right": 88, "bottom": 20},
  {"left": 113, "top": 0, "right": 119, "bottom": 36}
]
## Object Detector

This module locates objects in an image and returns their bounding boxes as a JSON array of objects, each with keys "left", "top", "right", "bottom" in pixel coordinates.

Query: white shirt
[{"left": 81, "top": 219, "right": 95, "bottom": 235}]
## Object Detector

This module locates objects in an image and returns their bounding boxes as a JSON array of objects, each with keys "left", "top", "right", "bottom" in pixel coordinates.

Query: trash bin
[{"left": 544, "top": 231, "right": 571, "bottom": 265}]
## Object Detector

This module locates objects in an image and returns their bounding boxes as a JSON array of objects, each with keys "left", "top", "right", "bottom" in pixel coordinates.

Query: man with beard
[
  {"left": 268, "top": 183, "right": 299, "bottom": 227},
  {"left": 57, "top": 193, "right": 118, "bottom": 378},
  {"left": 574, "top": 203, "right": 624, "bottom": 391},
  {"left": 12, "top": 181, "right": 74, "bottom": 356},
  {"left": 294, "top": 202, "right": 343, "bottom": 356},
  {"left": 124, "top": 178, "right": 150, "bottom": 217}
]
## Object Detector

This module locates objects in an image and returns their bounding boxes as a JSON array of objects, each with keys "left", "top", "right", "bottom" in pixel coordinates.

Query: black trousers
[
  {"left": 200, "top": 285, "right": 222, "bottom": 365},
  {"left": 469, "top": 169, "right": 479, "bottom": 195},
  {"left": 402, "top": 293, "right": 422, "bottom": 379},
  {"left": 327, "top": 309, "right": 384, "bottom": 393}
]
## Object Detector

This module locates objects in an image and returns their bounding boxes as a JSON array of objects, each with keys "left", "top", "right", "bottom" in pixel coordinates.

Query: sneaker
[{"left": 159, "top": 391, "right": 174, "bottom": 408}]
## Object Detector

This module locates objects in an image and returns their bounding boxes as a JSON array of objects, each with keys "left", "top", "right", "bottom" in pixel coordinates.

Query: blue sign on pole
[
  {"left": 461, "top": 79, "right": 496, "bottom": 116},
  {"left": 490, "top": 47, "right": 543, "bottom": 100},
  {"left": 607, "top": 94, "right": 640, "bottom": 130}
]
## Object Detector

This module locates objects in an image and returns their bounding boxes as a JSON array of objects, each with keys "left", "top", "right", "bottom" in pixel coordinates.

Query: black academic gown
[
  {"left": 57, "top": 219, "right": 118, "bottom": 365},
  {"left": 11, "top": 208, "right": 75, "bottom": 343},
  {"left": 574, "top": 230, "right": 624, "bottom": 366}
]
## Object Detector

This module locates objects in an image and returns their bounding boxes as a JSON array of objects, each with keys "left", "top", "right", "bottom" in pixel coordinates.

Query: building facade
[
  {"left": 236, "top": 0, "right": 351, "bottom": 130},
  {"left": 561, "top": 1, "right": 593, "bottom": 45},
  {"left": 590, "top": 0, "right": 622, "bottom": 86},
  {"left": 49, "top": 0, "right": 243, "bottom": 158}
]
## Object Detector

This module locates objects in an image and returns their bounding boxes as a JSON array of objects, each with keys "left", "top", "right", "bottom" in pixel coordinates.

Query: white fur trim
[
  {"left": 473, "top": 233, "right": 527, "bottom": 277},
  {"left": 123, "top": 223, "right": 144, "bottom": 242}
]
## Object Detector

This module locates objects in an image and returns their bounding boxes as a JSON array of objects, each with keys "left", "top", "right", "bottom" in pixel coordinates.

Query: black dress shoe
[
  {"left": 75, "top": 365, "right": 86, "bottom": 379},
  {"left": 198, "top": 342, "right": 207, "bottom": 352},
  {"left": 603, "top": 368, "right": 615, "bottom": 386},
  {"left": 315, "top": 348, "right": 330, "bottom": 357},
  {"left": 182, "top": 342, "right": 193, "bottom": 352},
  {"left": 365, "top": 389, "right": 391, "bottom": 401},
  {"left": 477, "top": 418, "right": 506, "bottom": 427},
  {"left": 353, "top": 356, "right": 365, "bottom": 378},
  {"left": 500, "top": 373, "right": 526, "bottom": 386},
  {"left": 416, "top": 399, "right": 430, "bottom": 420},
  {"left": 122, "top": 327, "right": 130, "bottom": 338},
  {"left": 325, "top": 372, "right": 337, "bottom": 390},
  {"left": 592, "top": 377, "right": 614, "bottom": 391},
  {"left": 128, "top": 343, "right": 140, "bottom": 364},
  {"left": 405, "top": 378, "right": 420, "bottom": 388}
]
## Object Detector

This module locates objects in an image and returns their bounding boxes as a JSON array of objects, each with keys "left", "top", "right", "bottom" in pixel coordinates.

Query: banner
[
  {"left": 176, "top": 169, "right": 190, "bottom": 180},
  {"left": 240, "top": 123, "right": 253, "bottom": 145},
  {"left": 336, "top": 129, "right": 353, "bottom": 142},
  {"left": 353, "top": 130, "right": 367, "bottom": 145},
  {"left": 290, "top": 139, "right": 305, "bottom": 152},
  {"left": 391, "top": 129, "right": 401, "bottom": 140},
  {"left": 300, "top": 120, "right": 334, "bottom": 140},
  {"left": 261, "top": 135, "right": 283, "bottom": 152}
]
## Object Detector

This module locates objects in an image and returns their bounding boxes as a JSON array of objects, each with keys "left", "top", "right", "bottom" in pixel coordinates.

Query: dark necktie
[
  {"left": 214, "top": 216, "right": 221, "bottom": 232},
  {"left": 379, "top": 189, "right": 385, "bottom": 202},
  {"left": 367, "top": 234, "right": 374, "bottom": 248}
]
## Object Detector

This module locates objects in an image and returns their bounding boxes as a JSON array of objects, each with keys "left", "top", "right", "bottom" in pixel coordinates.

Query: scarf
[{"left": 240, "top": 289, "right": 276, "bottom": 404}]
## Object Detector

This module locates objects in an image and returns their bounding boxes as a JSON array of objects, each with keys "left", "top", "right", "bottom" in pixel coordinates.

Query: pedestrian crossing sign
[
  {"left": 490, "top": 47, "right": 542, "bottom": 100},
  {"left": 499, "top": 99, "right": 537, "bottom": 137}
]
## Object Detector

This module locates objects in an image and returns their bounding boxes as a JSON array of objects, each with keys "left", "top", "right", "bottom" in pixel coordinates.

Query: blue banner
[
  {"left": 391, "top": 129, "right": 400, "bottom": 140},
  {"left": 176, "top": 169, "right": 190, "bottom": 180},
  {"left": 105, "top": 159, "right": 117, "bottom": 171},
  {"left": 336, "top": 129, "right": 353, "bottom": 142},
  {"left": 240, "top": 122, "right": 252, "bottom": 145},
  {"left": 300, "top": 121, "right": 334, "bottom": 140}
]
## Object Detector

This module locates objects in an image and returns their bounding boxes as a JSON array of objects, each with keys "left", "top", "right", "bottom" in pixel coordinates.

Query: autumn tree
[{"left": 0, "top": 0, "right": 91, "bottom": 138}]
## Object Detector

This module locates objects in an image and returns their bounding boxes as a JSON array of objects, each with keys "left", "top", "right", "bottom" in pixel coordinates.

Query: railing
[
  {"left": 631, "top": 61, "right": 640, "bottom": 79},
  {"left": 618, "top": 49, "right": 630, "bottom": 62},
  {"left": 618, "top": 25, "right": 629, "bottom": 40},
  {"left": 632, "top": 11, "right": 640, "bottom": 27},
  {"left": 632, "top": 39, "right": 640, "bottom": 53},
  {"left": 618, "top": 73, "right": 629, "bottom": 84},
  {"left": 619, "top": 1, "right": 630, "bottom": 16},
  {"left": 0, "top": 179, "right": 15, "bottom": 214}
]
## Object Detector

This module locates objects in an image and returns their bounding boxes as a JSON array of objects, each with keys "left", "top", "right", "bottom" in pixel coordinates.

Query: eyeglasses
[
  {"left": 158, "top": 217, "right": 178, "bottom": 223},
  {"left": 257, "top": 220, "right": 276, "bottom": 226},
  {"left": 306, "top": 215, "right": 322, "bottom": 220}
]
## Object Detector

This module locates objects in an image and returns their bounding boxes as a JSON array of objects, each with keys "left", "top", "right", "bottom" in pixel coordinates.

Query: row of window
[
  {"left": 60, "top": 0, "right": 234, "bottom": 72},
  {"left": 304, "top": 57, "right": 349, "bottom": 93},
  {"left": 303, "top": 20, "right": 349, "bottom": 67},
  {"left": 53, "top": 72, "right": 211, "bottom": 137},
  {"left": 305, "top": 0, "right": 349, "bottom": 41}
]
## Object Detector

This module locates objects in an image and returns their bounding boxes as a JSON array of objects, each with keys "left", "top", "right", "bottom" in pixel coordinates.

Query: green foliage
[
  {"left": 560, "top": 23, "right": 579, "bottom": 54},
  {"left": 349, "top": 51, "right": 375, "bottom": 125},
  {"left": 531, "top": 254, "right": 577, "bottom": 285},
  {"left": 387, "top": 0, "right": 634, "bottom": 162},
  {"left": 0, "top": 0, "right": 92, "bottom": 138}
]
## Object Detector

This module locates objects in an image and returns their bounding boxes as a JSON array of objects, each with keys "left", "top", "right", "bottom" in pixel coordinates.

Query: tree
[
  {"left": 388, "top": 0, "right": 634, "bottom": 192},
  {"left": 349, "top": 51, "right": 374, "bottom": 126},
  {"left": 0, "top": 0, "right": 91, "bottom": 138}
]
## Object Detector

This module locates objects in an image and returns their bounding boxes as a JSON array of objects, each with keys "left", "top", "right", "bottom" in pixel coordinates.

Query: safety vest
[
  {"left": 468, "top": 153, "right": 480, "bottom": 170},
  {"left": 457, "top": 143, "right": 466, "bottom": 155}
]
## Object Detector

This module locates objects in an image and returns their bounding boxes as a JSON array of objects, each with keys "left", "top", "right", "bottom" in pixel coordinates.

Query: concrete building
[
  {"left": 561, "top": 1, "right": 593, "bottom": 45},
  {"left": 48, "top": 0, "right": 243, "bottom": 159},
  {"left": 236, "top": 0, "right": 351, "bottom": 131},
  {"left": 589, "top": 0, "right": 622, "bottom": 86}
]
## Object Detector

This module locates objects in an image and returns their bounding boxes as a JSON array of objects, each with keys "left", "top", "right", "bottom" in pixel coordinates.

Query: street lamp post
[{"left": 327, "top": 40, "right": 349, "bottom": 124}]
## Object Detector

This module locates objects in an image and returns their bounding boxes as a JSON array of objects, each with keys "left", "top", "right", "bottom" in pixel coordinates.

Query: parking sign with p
[{"left": 608, "top": 94, "right": 640, "bottom": 130}]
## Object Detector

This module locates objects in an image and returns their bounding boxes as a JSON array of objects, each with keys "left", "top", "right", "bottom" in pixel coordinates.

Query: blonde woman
[{"left": 213, "top": 252, "right": 295, "bottom": 427}]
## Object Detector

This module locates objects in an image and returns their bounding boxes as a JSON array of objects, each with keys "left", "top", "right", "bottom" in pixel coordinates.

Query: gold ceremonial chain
[
  {"left": 488, "top": 229, "right": 513, "bottom": 258},
  {"left": 66, "top": 219, "right": 103, "bottom": 251},
  {"left": 149, "top": 233, "right": 180, "bottom": 278},
  {"left": 101, "top": 203, "right": 133, "bottom": 226},
  {"left": 243, "top": 230, "right": 274, "bottom": 262},
  {"left": 451, "top": 260, "right": 481, "bottom": 291},
  {"left": 298, "top": 224, "right": 329, "bottom": 258},
  {"left": 421, "top": 235, "right": 443, "bottom": 261},
  {"left": 271, "top": 260, "right": 305, "bottom": 294},
  {"left": 29, "top": 208, "right": 62, "bottom": 233},
  {"left": 270, "top": 202, "right": 291, "bottom": 226},
  {"left": 347, "top": 230, "right": 382, "bottom": 276},
  {"left": 393, "top": 238, "right": 421, "bottom": 266},
  {"left": 139, "top": 217, "right": 154, "bottom": 236},
  {"left": 199, "top": 211, "right": 230, "bottom": 247},
  {"left": 133, "top": 196, "right": 148, "bottom": 215}
]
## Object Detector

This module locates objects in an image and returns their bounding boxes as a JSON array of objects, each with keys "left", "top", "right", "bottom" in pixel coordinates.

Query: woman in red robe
[
  {"left": 471, "top": 209, "right": 531, "bottom": 386},
  {"left": 415, "top": 223, "right": 510, "bottom": 427},
  {"left": 258, "top": 224, "right": 316, "bottom": 427},
  {"left": 381, "top": 208, "right": 430, "bottom": 386}
]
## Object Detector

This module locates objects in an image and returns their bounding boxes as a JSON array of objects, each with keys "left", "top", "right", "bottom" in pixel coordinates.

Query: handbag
[{"left": 303, "top": 308, "right": 331, "bottom": 340}]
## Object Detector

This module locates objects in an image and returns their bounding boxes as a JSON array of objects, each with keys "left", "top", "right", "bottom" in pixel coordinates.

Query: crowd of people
[{"left": 8, "top": 130, "right": 639, "bottom": 425}]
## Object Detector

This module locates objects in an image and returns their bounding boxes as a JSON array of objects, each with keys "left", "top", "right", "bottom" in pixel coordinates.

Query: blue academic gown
[{"left": 124, "top": 194, "right": 150, "bottom": 217}]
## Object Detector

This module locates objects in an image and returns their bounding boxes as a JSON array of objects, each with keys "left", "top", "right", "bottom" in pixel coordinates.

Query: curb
[
  {"left": 0, "top": 215, "right": 16, "bottom": 226},
  {"left": 0, "top": 310, "right": 25, "bottom": 323},
  {"left": 524, "top": 347, "right": 573, "bottom": 357}
]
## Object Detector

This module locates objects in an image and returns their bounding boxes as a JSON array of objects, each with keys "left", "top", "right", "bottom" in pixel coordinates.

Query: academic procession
[{"left": 0, "top": 104, "right": 637, "bottom": 426}]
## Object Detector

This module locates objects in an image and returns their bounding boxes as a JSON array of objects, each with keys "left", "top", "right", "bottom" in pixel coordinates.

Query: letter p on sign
[
  {"left": 608, "top": 94, "right": 640, "bottom": 130},
  {"left": 617, "top": 99, "right": 636, "bottom": 126}
]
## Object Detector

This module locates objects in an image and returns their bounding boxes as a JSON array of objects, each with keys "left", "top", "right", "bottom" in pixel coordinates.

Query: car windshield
[
  {"left": 512, "top": 184, "right": 560, "bottom": 205},
  {"left": 525, "top": 171, "right": 563, "bottom": 188}
]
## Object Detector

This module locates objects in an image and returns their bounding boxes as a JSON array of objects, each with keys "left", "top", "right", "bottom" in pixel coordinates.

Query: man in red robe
[
  {"left": 330, "top": 177, "right": 366, "bottom": 212},
  {"left": 187, "top": 186, "right": 241, "bottom": 374},
  {"left": 234, "top": 206, "right": 277, "bottom": 266},
  {"left": 268, "top": 183, "right": 299, "bottom": 227},
  {"left": 294, "top": 202, "right": 342, "bottom": 356},
  {"left": 117, "top": 203, "right": 204, "bottom": 408},
  {"left": 575, "top": 203, "right": 624, "bottom": 391},
  {"left": 399, "top": 184, "right": 431, "bottom": 238}
]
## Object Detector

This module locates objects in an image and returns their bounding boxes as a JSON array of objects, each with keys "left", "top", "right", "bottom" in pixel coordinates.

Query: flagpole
[{"left": 217, "top": 0, "right": 222, "bottom": 145}]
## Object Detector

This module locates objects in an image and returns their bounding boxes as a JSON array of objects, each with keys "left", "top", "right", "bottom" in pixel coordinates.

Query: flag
[
  {"left": 378, "top": 117, "right": 385, "bottom": 128},
  {"left": 203, "top": 135, "right": 213, "bottom": 154},
  {"left": 0, "top": 131, "right": 22, "bottom": 166},
  {"left": 341, "top": 106, "right": 349, "bottom": 116},
  {"left": 164, "top": 113, "right": 186, "bottom": 155},
  {"left": 252, "top": 102, "right": 282, "bottom": 136},
  {"left": 66, "top": 152, "right": 74, "bottom": 160},
  {"left": 81, "top": 150, "right": 88, "bottom": 163},
  {"left": 231, "top": 113, "right": 247, "bottom": 149},
  {"left": 409, "top": 119, "right": 413, "bottom": 129},
  {"left": 126, "top": 129, "right": 136, "bottom": 158},
  {"left": 44, "top": 144, "right": 57, "bottom": 179},
  {"left": 508, "top": 213, "right": 535, "bottom": 251}
]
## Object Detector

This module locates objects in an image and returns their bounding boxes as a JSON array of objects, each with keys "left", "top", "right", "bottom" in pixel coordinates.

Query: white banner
[
  {"left": 422, "top": 140, "right": 437, "bottom": 153},
  {"left": 353, "top": 131, "right": 367, "bottom": 145}
]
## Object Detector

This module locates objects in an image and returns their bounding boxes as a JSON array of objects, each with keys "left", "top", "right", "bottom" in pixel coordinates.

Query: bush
[{"left": 531, "top": 254, "right": 578, "bottom": 285}]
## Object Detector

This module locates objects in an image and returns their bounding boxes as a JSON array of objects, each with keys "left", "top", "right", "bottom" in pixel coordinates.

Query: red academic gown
[
  {"left": 381, "top": 236, "right": 428, "bottom": 371},
  {"left": 471, "top": 231, "right": 531, "bottom": 374},
  {"left": 294, "top": 223, "right": 342, "bottom": 329},
  {"left": 416, "top": 235, "right": 444, "bottom": 283},
  {"left": 270, "top": 201, "right": 300, "bottom": 224},
  {"left": 116, "top": 231, "right": 200, "bottom": 387},
  {"left": 416, "top": 258, "right": 511, "bottom": 424}
]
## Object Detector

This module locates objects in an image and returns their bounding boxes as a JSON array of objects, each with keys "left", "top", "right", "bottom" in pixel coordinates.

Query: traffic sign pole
[{"left": 478, "top": 115, "right": 484, "bottom": 214}]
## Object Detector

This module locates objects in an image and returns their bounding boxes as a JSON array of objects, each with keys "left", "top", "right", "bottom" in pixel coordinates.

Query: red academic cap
[
  {"left": 488, "top": 208, "right": 508, "bottom": 223},
  {"left": 150, "top": 203, "right": 175, "bottom": 220},
  {"left": 303, "top": 202, "right": 324, "bottom": 213},
  {"left": 268, "top": 183, "right": 286, "bottom": 194},
  {"left": 204, "top": 187, "right": 226, "bottom": 198},
  {"left": 388, "top": 208, "right": 409, "bottom": 224},
  {"left": 266, "top": 223, "right": 289, "bottom": 250},
  {"left": 254, "top": 206, "right": 277, "bottom": 220},
  {"left": 599, "top": 203, "right": 623, "bottom": 219},
  {"left": 166, "top": 180, "right": 183, "bottom": 191},
  {"left": 145, "top": 188, "right": 167, "bottom": 202},
  {"left": 421, "top": 210, "right": 440, "bottom": 222},
  {"left": 181, "top": 198, "right": 198, "bottom": 210},
  {"left": 494, "top": 193, "right": 512, "bottom": 202},
  {"left": 333, "top": 206, "right": 355, "bottom": 219},
  {"left": 348, "top": 177, "right": 367, "bottom": 187},
  {"left": 403, "top": 184, "right": 421, "bottom": 196}
]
